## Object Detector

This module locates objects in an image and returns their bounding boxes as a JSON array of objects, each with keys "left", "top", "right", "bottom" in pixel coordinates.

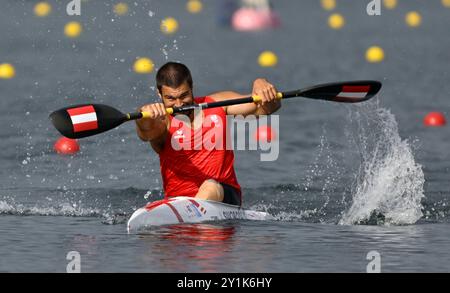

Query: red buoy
[
  {"left": 424, "top": 112, "right": 446, "bottom": 127},
  {"left": 54, "top": 137, "right": 80, "bottom": 154},
  {"left": 231, "top": 8, "right": 280, "bottom": 31},
  {"left": 253, "top": 125, "right": 276, "bottom": 142}
]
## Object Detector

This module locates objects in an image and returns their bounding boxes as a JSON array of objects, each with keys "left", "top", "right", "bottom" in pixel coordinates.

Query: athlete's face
[{"left": 159, "top": 82, "right": 194, "bottom": 109}]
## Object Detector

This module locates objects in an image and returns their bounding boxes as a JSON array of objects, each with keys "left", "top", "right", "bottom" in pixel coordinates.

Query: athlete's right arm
[{"left": 135, "top": 103, "right": 169, "bottom": 153}]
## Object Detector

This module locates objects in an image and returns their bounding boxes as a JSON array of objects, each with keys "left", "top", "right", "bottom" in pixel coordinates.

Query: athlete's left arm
[{"left": 209, "top": 78, "right": 281, "bottom": 117}]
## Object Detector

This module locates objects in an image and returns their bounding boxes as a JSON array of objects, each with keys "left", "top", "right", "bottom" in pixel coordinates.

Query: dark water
[{"left": 1, "top": 0, "right": 450, "bottom": 272}]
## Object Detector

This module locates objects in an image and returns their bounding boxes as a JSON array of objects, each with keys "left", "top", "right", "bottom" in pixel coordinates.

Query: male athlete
[{"left": 136, "top": 62, "right": 280, "bottom": 206}]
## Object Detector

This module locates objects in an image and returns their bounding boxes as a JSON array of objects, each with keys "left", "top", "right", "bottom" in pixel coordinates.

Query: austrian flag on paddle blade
[
  {"left": 66, "top": 105, "right": 99, "bottom": 132},
  {"left": 336, "top": 85, "right": 371, "bottom": 100}
]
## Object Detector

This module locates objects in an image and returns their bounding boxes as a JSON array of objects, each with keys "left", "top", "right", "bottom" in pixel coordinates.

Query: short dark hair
[{"left": 156, "top": 62, "right": 193, "bottom": 93}]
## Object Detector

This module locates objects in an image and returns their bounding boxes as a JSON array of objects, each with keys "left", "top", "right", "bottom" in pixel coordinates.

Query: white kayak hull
[{"left": 127, "top": 197, "right": 273, "bottom": 232}]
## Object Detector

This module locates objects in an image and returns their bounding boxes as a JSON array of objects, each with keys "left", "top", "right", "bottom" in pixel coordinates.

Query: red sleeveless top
[{"left": 159, "top": 97, "right": 241, "bottom": 199}]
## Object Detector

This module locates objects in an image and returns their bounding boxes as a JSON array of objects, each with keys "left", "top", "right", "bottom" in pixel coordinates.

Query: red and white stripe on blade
[
  {"left": 337, "top": 85, "right": 371, "bottom": 100},
  {"left": 66, "top": 105, "right": 98, "bottom": 132}
]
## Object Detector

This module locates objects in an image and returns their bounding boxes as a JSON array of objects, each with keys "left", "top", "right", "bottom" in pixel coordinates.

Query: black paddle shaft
[
  {"left": 170, "top": 80, "right": 382, "bottom": 113},
  {"left": 49, "top": 80, "right": 382, "bottom": 139}
]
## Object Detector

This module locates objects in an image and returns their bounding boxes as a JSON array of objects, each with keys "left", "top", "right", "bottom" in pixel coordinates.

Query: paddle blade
[
  {"left": 284, "top": 80, "right": 382, "bottom": 103},
  {"left": 49, "top": 104, "right": 128, "bottom": 139}
]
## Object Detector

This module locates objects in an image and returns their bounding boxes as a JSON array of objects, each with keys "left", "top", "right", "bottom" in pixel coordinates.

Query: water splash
[
  {"left": 302, "top": 128, "right": 346, "bottom": 221},
  {"left": 0, "top": 198, "right": 103, "bottom": 217},
  {"left": 0, "top": 194, "right": 129, "bottom": 225},
  {"left": 339, "top": 102, "right": 425, "bottom": 226}
]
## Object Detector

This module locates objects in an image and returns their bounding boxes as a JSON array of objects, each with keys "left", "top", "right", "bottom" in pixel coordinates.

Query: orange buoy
[
  {"left": 54, "top": 137, "right": 80, "bottom": 154},
  {"left": 253, "top": 125, "right": 276, "bottom": 142},
  {"left": 424, "top": 112, "right": 446, "bottom": 127}
]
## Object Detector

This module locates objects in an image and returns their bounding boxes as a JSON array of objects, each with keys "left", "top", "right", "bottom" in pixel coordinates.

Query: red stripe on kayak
[
  {"left": 67, "top": 105, "right": 96, "bottom": 116},
  {"left": 342, "top": 85, "right": 370, "bottom": 92},
  {"left": 145, "top": 199, "right": 169, "bottom": 211},
  {"left": 189, "top": 199, "right": 200, "bottom": 207},
  {"left": 165, "top": 202, "right": 184, "bottom": 223},
  {"left": 73, "top": 121, "right": 98, "bottom": 132}
]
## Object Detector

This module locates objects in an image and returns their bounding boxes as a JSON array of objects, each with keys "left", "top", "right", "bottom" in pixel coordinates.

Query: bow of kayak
[{"left": 127, "top": 197, "right": 273, "bottom": 232}]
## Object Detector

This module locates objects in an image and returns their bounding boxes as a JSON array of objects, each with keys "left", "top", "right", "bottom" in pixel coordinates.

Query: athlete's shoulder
[
  {"left": 194, "top": 96, "right": 216, "bottom": 103},
  {"left": 209, "top": 91, "right": 246, "bottom": 101}
]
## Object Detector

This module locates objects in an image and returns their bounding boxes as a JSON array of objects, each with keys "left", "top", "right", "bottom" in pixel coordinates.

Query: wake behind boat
[{"left": 127, "top": 196, "right": 273, "bottom": 232}]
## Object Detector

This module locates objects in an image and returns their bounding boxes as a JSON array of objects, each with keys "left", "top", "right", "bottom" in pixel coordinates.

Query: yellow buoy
[
  {"left": 64, "top": 21, "right": 83, "bottom": 38},
  {"left": 133, "top": 58, "right": 154, "bottom": 74},
  {"left": 320, "top": 0, "right": 336, "bottom": 11},
  {"left": 405, "top": 11, "right": 422, "bottom": 27},
  {"left": 328, "top": 13, "right": 345, "bottom": 30},
  {"left": 187, "top": 0, "right": 203, "bottom": 14},
  {"left": 161, "top": 17, "right": 179, "bottom": 34},
  {"left": 383, "top": 0, "right": 397, "bottom": 9},
  {"left": 0, "top": 63, "right": 16, "bottom": 79},
  {"left": 366, "top": 46, "right": 385, "bottom": 63},
  {"left": 258, "top": 51, "right": 278, "bottom": 68},
  {"left": 34, "top": 2, "right": 52, "bottom": 17},
  {"left": 114, "top": 3, "right": 129, "bottom": 16},
  {"left": 443, "top": 0, "right": 450, "bottom": 7}
]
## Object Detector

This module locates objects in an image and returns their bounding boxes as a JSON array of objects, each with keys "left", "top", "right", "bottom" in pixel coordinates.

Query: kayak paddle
[{"left": 49, "top": 80, "right": 382, "bottom": 139}]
